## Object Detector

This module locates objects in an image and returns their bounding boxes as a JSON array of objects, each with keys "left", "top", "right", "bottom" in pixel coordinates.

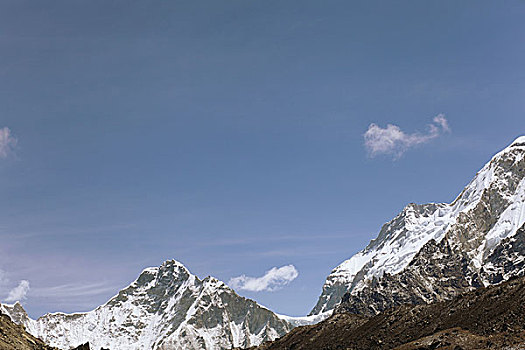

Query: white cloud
[
  {"left": 432, "top": 114, "right": 450, "bottom": 132},
  {"left": 229, "top": 265, "right": 299, "bottom": 292},
  {"left": 0, "top": 127, "right": 17, "bottom": 158},
  {"left": 5, "top": 280, "right": 30, "bottom": 303},
  {"left": 364, "top": 114, "right": 450, "bottom": 159}
]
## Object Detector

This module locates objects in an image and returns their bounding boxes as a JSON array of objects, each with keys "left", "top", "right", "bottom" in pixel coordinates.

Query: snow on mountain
[
  {"left": 312, "top": 136, "right": 525, "bottom": 315},
  {"left": 274, "top": 311, "right": 331, "bottom": 328},
  {"left": 2, "top": 260, "right": 298, "bottom": 350}
]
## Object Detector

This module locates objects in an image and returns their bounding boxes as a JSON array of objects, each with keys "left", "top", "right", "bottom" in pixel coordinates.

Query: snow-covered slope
[
  {"left": 275, "top": 311, "right": 331, "bottom": 328},
  {"left": 2, "top": 260, "right": 294, "bottom": 350},
  {"left": 312, "top": 136, "right": 525, "bottom": 315}
]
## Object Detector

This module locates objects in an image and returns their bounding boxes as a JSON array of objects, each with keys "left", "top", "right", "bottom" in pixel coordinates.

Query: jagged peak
[
  {"left": 0, "top": 301, "right": 26, "bottom": 312},
  {"left": 0, "top": 301, "right": 20, "bottom": 308},
  {"left": 0, "top": 301, "right": 30, "bottom": 325},
  {"left": 112, "top": 259, "right": 195, "bottom": 296},
  {"left": 157, "top": 259, "right": 191, "bottom": 276},
  {"left": 136, "top": 259, "right": 191, "bottom": 281}
]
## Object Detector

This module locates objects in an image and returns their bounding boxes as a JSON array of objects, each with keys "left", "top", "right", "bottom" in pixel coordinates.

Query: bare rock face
[
  {"left": 312, "top": 136, "right": 525, "bottom": 316},
  {"left": 336, "top": 237, "right": 478, "bottom": 316},
  {"left": 3, "top": 260, "right": 292, "bottom": 350},
  {"left": 482, "top": 224, "right": 525, "bottom": 284}
]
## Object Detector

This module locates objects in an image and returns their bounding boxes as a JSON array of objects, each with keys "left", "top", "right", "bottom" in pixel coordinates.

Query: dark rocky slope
[{"left": 253, "top": 275, "right": 525, "bottom": 350}]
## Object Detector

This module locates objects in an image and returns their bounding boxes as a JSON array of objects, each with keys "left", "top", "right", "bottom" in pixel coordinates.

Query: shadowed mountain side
[{"left": 250, "top": 275, "right": 525, "bottom": 350}]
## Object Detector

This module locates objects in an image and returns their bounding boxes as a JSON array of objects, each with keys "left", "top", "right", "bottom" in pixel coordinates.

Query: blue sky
[{"left": 0, "top": 1, "right": 524, "bottom": 317}]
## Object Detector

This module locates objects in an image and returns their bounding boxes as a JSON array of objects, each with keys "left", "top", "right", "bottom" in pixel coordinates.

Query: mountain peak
[
  {"left": 130, "top": 259, "right": 193, "bottom": 288},
  {"left": 510, "top": 135, "right": 525, "bottom": 147},
  {"left": 158, "top": 259, "right": 191, "bottom": 276}
]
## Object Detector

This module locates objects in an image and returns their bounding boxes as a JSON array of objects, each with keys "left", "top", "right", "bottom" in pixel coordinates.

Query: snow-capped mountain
[
  {"left": 2, "top": 260, "right": 295, "bottom": 350},
  {"left": 311, "top": 136, "right": 525, "bottom": 316}
]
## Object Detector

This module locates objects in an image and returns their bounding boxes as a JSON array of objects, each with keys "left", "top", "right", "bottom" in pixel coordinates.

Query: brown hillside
[{"left": 252, "top": 276, "right": 525, "bottom": 350}]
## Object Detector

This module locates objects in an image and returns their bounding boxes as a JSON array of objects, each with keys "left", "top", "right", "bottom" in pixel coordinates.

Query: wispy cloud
[
  {"left": 1, "top": 222, "right": 138, "bottom": 240},
  {"left": 33, "top": 282, "right": 119, "bottom": 298},
  {"left": 432, "top": 114, "right": 450, "bottom": 132},
  {"left": 229, "top": 265, "right": 299, "bottom": 292},
  {"left": 5, "top": 280, "right": 30, "bottom": 302},
  {"left": 192, "top": 233, "right": 357, "bottom": 248},
  {"left": 0, "top": 269, "right": 6, "bottom": 283},
  {"left": 0, "top": 127, "right": 17, "bottom": 158},
  {"left": 364, "top": 114, "right": 450, "bottom": 159}
]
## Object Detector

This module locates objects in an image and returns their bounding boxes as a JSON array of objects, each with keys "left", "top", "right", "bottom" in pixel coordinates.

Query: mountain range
[
  {"left": 1, "top": 260, "right": 326, "bottom": 350},
  {"left": 1, "top": 135, "right": 524, "bottom": 349}
]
